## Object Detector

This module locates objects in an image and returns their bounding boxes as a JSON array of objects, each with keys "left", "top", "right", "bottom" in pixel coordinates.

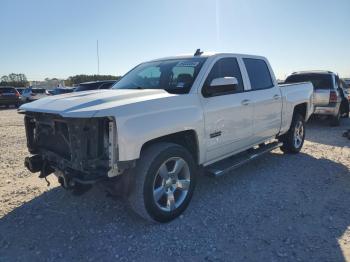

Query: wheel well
[
  {"left": 140, "top": 130, "right": 199, "bottom": 164},
  {"left": 293, "top": 103, "right": 307, "bottom": 120}
]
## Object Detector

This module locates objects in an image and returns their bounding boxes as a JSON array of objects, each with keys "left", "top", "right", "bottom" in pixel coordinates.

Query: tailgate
[{"left": 313, "top": 89, "right": 330, "bottom": 106}]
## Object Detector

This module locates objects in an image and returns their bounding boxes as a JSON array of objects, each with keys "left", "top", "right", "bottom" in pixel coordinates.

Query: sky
[{"left": 1, "top": 0, "right": 349, "bottom": 81}]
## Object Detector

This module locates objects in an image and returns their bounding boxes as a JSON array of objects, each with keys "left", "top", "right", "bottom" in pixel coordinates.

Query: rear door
[
  {"left": 243, "top": 58, "right": 282, "bottom": 141},
  {"left": 201, "top": 56, "right": 254, "bottom": 162}
]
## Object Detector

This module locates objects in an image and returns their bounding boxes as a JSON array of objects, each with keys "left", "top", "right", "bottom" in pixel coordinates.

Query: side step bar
[{"left": 206, "top": 141, "right": 283, "bottom": 177}]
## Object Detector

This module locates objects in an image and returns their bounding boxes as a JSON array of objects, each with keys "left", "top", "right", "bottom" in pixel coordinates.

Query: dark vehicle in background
[
  {"left": 74, "top": 80, "right": 116, "bottom": 92},
  {"left": 285, "top": 71, "right": 349, "bottom": 126},
  {"left": 48, "top": 87, "right": 75, "bottom": 95},
  {"left": 0, "top": 87, "right": 20, "bottom": 108}
]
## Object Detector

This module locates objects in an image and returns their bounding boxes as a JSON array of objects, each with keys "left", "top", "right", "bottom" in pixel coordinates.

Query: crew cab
[{"left": 20, "top": 52, "right": 314, "bottom": 222}]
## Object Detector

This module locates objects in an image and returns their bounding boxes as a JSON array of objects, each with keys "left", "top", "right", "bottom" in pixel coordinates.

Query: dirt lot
[{"left": 0, "top": 108, "right": 349, "bottom": 262}]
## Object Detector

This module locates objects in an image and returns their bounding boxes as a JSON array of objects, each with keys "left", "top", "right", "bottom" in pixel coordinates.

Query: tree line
[
  {"left": 65, "top": 74, "right": 121, "bottom": 86},
  {"left": 0, "top": 73, "right": 122, "bottom": 88},
  {"left": 0, "top": 73, "right": 29, "bottom": 87}
]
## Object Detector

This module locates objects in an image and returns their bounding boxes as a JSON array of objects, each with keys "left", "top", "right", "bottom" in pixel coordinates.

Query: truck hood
[{"left": 19, "top": 89, "right": 175, "bottom": 118}]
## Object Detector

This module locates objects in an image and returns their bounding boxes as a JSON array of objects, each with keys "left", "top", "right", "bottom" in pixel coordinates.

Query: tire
[
  {"left": 128, "top": 142, "right": 197, "bottom": 223},
  {"left": 330, "top": 110, "right": 341, "bottom": 126},
  {"left": 279, "top": 114, "right": 305, "bottom": 154}
]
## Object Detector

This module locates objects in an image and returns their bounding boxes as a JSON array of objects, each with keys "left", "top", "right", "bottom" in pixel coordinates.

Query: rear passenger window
[
  {"left": 204, "top": 58, "right": 244, "bottom": 93},
  {"left": 244, "top": 58, "right": 273, "bottom": 90}
]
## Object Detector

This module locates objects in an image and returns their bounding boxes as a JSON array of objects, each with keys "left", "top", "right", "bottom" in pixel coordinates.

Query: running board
[{"left": 206, "top": 141, "right": 283, "bottom": 177}]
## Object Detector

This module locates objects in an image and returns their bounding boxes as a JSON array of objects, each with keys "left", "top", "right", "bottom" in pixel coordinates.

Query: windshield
[
  {"left": 285, "top": 74, "right": 333, "bottom": 90},
  {"left": 112, "top": 58, "right": 207, "bottom": 94}
]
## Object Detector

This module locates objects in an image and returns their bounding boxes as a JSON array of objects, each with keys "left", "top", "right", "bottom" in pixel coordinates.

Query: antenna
[
  {"left": 194, "top": 49, "right": 203, "bottom": 56},
  {"left": 97, "top": 40, "right": 100, "bottom": 75}
]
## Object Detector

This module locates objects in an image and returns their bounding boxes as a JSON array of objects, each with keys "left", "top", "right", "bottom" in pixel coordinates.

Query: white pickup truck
[{"left": 20, "top": 51, "right": 314, "bottom": 222}]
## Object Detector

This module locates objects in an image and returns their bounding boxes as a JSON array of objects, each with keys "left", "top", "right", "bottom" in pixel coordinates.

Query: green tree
[{"left": 0, "top": 73, "right": 28, "bottom": 87}]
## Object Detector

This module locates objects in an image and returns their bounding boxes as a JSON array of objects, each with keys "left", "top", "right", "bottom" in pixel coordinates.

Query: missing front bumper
[{"left": 23, "top": 112, "right": 116, "bottom": 181}]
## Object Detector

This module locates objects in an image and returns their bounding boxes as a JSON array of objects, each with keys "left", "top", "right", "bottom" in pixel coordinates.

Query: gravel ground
[{"left": 0, "top": 108, "right": 349, "bottom": 262}]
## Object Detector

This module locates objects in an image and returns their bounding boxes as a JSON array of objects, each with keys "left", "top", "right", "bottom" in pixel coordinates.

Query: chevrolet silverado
[{"left": 20, "top": 51, "right": 314, "bottom": 222}]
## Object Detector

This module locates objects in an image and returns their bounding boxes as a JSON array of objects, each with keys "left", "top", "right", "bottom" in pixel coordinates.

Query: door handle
[
  {"left": 241, "top": 99, "right": 250, "bottom": 106},
  {"left": 273, "top": 94, "right": 280, "bottom": 100}
]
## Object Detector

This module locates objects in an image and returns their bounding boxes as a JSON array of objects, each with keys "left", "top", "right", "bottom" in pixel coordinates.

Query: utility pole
[{"left": 97, "top": 40, "right": 100, "bottom": 75}]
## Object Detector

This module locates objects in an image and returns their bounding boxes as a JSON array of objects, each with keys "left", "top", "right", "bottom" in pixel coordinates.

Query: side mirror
[{"left": 204, "top": 77, "right": 238, "bottom": 97}]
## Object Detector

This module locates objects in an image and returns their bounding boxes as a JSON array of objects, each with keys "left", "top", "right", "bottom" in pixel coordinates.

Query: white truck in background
[
  {"left": 285, "top": 71, "right": 349, "bottom": 126},
  {"left": 20, "top": 51, "right": 314, "bottom": 222}
]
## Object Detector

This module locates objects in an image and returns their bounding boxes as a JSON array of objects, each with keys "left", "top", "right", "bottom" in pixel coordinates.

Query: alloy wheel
[{"left": 152, "top": 157, "right": 191, "bottom": 212}]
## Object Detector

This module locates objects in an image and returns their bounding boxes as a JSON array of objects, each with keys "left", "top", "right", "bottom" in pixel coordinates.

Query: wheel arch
[
  {"left": 293, "top": 102, "right": 308, "bottom": 120},
  {"left": 140, "top": 130, "right": 200, "bottom": 165}
]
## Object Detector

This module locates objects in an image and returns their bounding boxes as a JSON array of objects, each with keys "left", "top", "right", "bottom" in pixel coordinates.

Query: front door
[{"left": 201, "top": 57, "right": 254, "bottom": 163}]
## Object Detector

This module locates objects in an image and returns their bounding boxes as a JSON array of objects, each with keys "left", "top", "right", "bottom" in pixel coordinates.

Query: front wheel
[
  {"left": 279, "top": 114, "right": 305, "bottom": 154},
  {"left": 128, "top": 142, "right": 197, "bottom": 223}
]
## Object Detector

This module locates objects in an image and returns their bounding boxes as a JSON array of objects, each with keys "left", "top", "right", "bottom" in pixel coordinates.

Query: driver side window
[{"left": 203, "top": 57, "right": 244, "bottom": 96}]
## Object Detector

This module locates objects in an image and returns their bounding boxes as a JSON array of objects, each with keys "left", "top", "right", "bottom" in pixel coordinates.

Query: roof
[
  {"left": 292, "top": 70, "right": 335, "bottom": 75},
  {"left": 149, "top": 52, "right": 266, "bottom": 62}
]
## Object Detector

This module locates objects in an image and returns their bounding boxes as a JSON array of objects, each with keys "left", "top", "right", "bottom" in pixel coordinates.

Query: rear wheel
[
  {"left": 279, "top": 114, "right": 305, "bottom": 154},
  {"left": 128, "top": 142, "right": 197, "bottom": 223}
]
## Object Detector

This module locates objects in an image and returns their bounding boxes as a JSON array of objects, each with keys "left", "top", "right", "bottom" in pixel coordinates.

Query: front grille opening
[
  {"left": 25, "top": 113, "right": 111, "bottom": 173},
  {"left": 37, "top": 121, "right": 71, "bottom": 160}
]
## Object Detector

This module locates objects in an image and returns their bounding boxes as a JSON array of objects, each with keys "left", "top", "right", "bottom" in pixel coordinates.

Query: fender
[
  {"left": 279, "top": 82, "right": 314, "bottom": 135},
  {"left": 113, "top": 94, "right": 206, "bottom": 163}
]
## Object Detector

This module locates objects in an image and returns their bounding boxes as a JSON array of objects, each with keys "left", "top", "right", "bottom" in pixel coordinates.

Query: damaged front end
[{"left": 23, "top": 112, "right": 121, "bottom": 193}]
